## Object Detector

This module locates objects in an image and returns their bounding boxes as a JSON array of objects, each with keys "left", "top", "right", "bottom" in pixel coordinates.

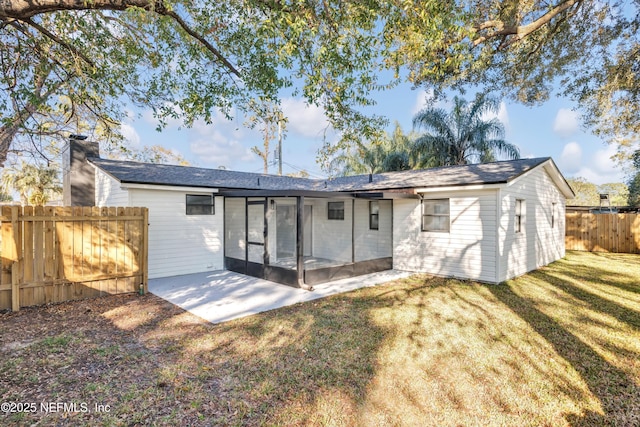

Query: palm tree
[
  {"left": 412, "top": 94, "right": 520, "bottom": 167},
  {"left": 1, "top": 161, "right": 62, "bottom": 205}
]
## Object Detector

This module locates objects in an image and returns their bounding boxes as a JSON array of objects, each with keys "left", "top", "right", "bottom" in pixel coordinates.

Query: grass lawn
[{"left": 1, "top": 251, "right": 639, "bottom": 426}]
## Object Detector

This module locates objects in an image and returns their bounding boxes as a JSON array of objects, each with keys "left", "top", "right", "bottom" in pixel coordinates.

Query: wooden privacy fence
[
  {"left": 0, "top": 206, "right": 148, "bottom": 312},
  {"left": 565, "top": 212, "right": 640, "bottom": 254}
]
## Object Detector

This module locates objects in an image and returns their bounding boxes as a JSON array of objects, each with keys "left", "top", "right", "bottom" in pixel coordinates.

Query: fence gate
[{"left": 0, "top": 206, "right": 148, "bottom": 311}]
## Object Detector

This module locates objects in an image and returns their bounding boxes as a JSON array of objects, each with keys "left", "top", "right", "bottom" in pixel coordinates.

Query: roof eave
[
  {"left": 413, "top": 182, "right": 506, "bottom": 193},
  {"left": 120, "top": 182, "right": 220, "bottom": 193}
]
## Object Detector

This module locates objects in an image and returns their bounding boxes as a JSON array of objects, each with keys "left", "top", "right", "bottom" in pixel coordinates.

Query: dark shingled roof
[
  {"left": 89, "top": 157, "right": 315, "bottom": 191},
  {"left": 323, "top": 157, "right": 551, "bottom": 191},
  {"left": 89, "top": 157, "right": 552, "bottom": 192}
]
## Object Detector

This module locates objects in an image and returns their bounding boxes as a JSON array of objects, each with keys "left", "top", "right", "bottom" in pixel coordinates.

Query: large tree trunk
[
  {"left": 0, "top": 121, "right": 24, "bottom": 167},
  {"left": 0, "top": 96, "right": 41, "bottom": 166},
  {"left": 0, "top": 127, "right": 17, "bottom": 167}
]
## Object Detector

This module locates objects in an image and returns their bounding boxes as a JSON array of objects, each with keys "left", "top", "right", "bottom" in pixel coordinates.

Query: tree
[
  {"left": 0, "top": 7, "right": 143, "bottom": 166},
  {"left": 392, "top": 1, "right": 639, "bottom": 156},
  {"left": 121, "top": 145, "right": 190, "bottom": 166},
  {"left": 598, "top": 183, "right": 629, "bottom": 207},
  {"left": 566, "top": 177, "right": 600, "bottom": 206},
  {"left": 1, "top": 161, "right": 62, "bottom": 205},
  {"left": 0, "top": 0, "right": 404, "bottom": 167},
  {"left": 245, "top": 99, "right": 286, "bottom": 174},
  {"left": 568, "top": 177, "right": 598, "bottom": 207},
  {"left": 0, "top": 191, "right": 12, "bottom": 203},
  {"left": 412, "top": 94, "right": 519, "bottom": 167},
  {"left": 628, "top": 151, "right": 640, "bottom": 207},
  {"left": 1, "top": 1, "right": 638, "bottom": 170},
  {"left": 330, "top": 123, "right": 414, "bottom": 176},
  {"left": 628, "top": 176, "right": 640, "bottom": 207},
  {"left": 287, "top": 170, "right": 310, "bottom": 178}
]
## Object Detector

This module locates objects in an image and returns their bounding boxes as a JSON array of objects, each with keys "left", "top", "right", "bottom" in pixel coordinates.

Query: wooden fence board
[
  {"left": 1, "top": 206, "right": 13, "bottom": 290},
  {"left": 107, "top": 207, "right": 117, "bottom": 294},
  {"left": 44, "top": 206, "right": 55, "bottom": 286},
  {"left": 565, "top": 213, "right": 640, "bottom": 254},
  {"left": 0, "top": 205, "right": 148, "bottom": 311},
  {"left": 11, "top": 206, "right": 20, "bottom": 311}
]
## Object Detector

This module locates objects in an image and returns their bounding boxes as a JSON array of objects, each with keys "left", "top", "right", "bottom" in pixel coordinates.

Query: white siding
[
  {"left": 354, "top": 199, "right": 392, "bottom": 261},
  {"left": 129, "top": 189, "right": 223, "bottom": 279},
  {"left": 393, "top": 191, "right": 498, "bottom": 283},
  {"left": 309, "top": 198, "right": 352, "bottom": 262},
  {"left": 498, "top": 165, "right": 566, "bottom": 281},
  {"left": 95, "top": 169, "right": 129, "bottom": 206}
]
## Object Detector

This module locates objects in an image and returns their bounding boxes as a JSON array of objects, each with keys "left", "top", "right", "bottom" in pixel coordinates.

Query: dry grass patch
[{"left": 0, "top": 251, "right": 638, "bottom": 426}]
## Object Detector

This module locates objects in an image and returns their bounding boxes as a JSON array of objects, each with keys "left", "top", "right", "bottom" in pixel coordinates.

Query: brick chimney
[{"left": 62, "top": 136, "right": 100, "bottom": 206}]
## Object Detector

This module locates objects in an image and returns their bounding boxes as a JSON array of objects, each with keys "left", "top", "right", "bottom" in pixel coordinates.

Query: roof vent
[
  {"left": 368, "top": 173, "right": 373, "bottom": 183},
  {"left": 257, "top": 177, "right": 260, "bottom": 186}
]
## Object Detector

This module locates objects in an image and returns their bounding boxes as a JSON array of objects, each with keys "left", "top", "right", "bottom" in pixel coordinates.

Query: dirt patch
[
  {"left": 0, "top": 293, "right": 211, "bottom": 425},
  {"left": 1, "top": 251, "right": 639, "bottom": 426}
]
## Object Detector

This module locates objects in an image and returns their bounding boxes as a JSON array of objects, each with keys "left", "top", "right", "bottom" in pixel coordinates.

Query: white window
[
  {"left": 551, "top": 202, "right": 557, "bottom": 228},
  {"left": 515, "top": 199, "right": 525, "bottom": 233},
  {"left": 421, "top": 199, "right": 450, "bottom": 232},
  {"left": 186, "top": 194, "right": 215, "bottom": 215}
]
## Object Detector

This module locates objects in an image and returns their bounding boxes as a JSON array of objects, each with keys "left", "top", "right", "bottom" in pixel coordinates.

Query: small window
[
  {"left": 551, "top": 202, "right": 557, "bottom": 229},
  {"left": 515, "top": 199, "right": 525, "bottom": 233},
  {"left": 369, "top": 201, "right": 379, "bottom": 230},
  {"left": 328, "top": 201, "right": 344, "bottom": 220},
  {"left": 421, "top": 199, "right": 450, "bottom": 232},
  {"left": 186, "top": 194, "right": 215, "bottom": 215}
]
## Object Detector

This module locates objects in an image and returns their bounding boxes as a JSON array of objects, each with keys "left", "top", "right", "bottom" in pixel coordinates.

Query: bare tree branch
[{"left": 473, "top": 0, "right": 582, "bottom": 48}]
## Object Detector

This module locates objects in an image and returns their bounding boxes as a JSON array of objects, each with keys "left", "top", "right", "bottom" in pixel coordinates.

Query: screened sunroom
[{"left": 222, "top": 191, "right": 394, "bottom": 288}]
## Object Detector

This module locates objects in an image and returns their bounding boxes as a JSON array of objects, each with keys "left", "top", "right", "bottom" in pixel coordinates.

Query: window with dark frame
[
  {"left": 328, "top": 201, "right": 344, "bottom": 220},
  {"left": 421, "top": 199, "right": 450, "bottom": 232},
  {"left": 186, "top": 194, "right": 215, "bottom": 215},
  {"left": 515, "top": 199, "right": 524, "bottom": 233},
  {"left": 369, "top": 201, "right": 379, "bottom": 230}
]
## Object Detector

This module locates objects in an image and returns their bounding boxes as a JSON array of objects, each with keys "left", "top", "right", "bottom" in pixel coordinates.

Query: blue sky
[{"left": 118, "top": 81, "right": 625, "bottom": 185}]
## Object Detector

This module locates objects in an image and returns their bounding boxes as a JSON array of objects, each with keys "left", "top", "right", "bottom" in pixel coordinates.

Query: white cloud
[
  {"left": 559, "top": 142, "right": 583, "bottom": 174},
  {"left": 411, "top": 89, "right": 436, "bottom": 115},
  {"left": 281, "top": 98, "right": 330, "bottom": 138},
  {"left": 497, "top": 102, "right": 510, "bottom": 131},
  {"left": 186, "top": 112, "right": 258, "bottom": 168},
  {"left": 565, "top": 143, "right": 624, "bottom": 185},
  {"left": 190, "top": 130, "right": 254, "bottom": 168},
  {"left": 591, "top": 144, "right": 621, "bottom": 177},
  {"left": 120, "top": 123, "right": 141, "bottom": 148},
  {"left": 553, "top": 108, "right": 579, "bottom": 138},
  {"left": 481, "top": 101, "right": 510, "bottom": 133},
  {"left": 571, "top": 167, "right": 623, "bottom": 186}
]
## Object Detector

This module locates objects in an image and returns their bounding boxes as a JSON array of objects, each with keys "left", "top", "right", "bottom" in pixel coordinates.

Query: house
[{"left": 62, "top": 139, "right": 574, "bottom": 287}]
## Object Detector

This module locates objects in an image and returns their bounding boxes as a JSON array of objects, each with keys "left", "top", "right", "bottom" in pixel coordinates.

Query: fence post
[{"left": 11, "top": 206, "right": 20, "bottom": 312}]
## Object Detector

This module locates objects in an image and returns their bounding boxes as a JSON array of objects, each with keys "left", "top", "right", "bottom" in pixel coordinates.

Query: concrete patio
[{"left": 149, "top": 269, "right": 412, "bottom": 324}]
